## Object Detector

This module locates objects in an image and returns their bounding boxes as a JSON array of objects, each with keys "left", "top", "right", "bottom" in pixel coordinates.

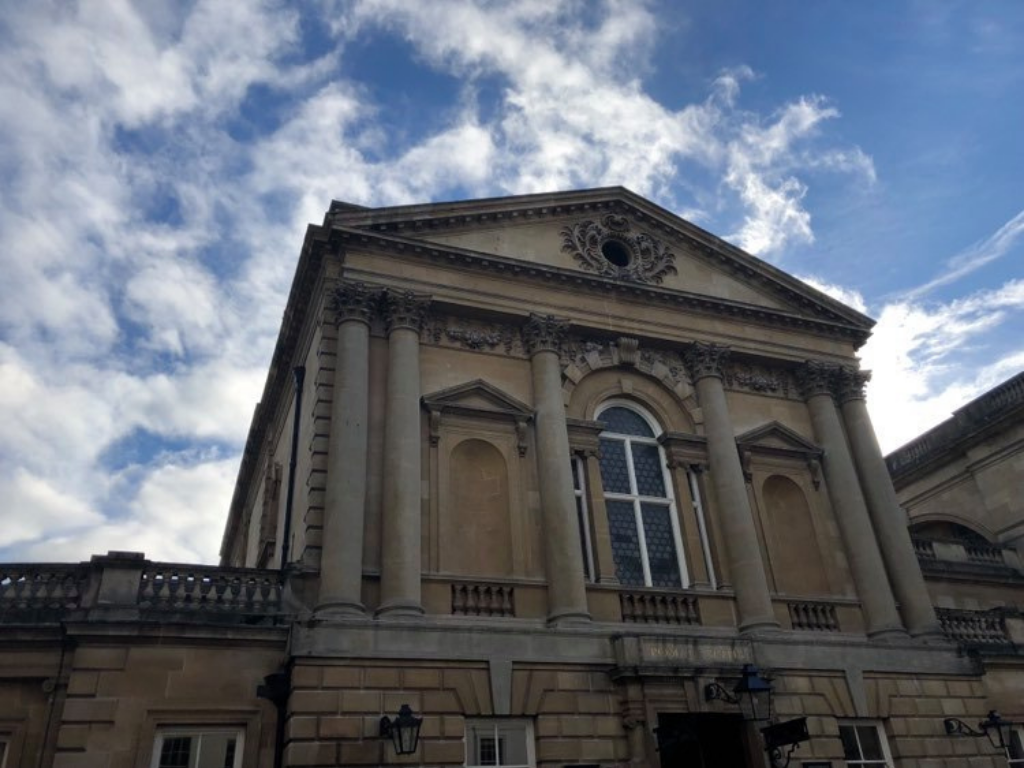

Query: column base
[
  {"left": 866, "top": 625, "right": 910, "bottom": 642},
  {"left": 375, "top": 599, "right": 425, "bottom": 619},
  {"left": 739, "top": 617, "right": 781, "bottom": 635},
  {"left": 546, "top": 609, "right": 592, "bottom": 627},
  {"left": 314, "top": 600, "right": 367, "bottom": 619},
  {"left": 909, "top": 624, "right": 948, "bottom": 643}
]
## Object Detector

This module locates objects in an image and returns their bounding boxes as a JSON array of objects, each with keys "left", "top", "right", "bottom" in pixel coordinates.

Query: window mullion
[{"left": 624, "top": 438, "right": 652, "bottom": 586}]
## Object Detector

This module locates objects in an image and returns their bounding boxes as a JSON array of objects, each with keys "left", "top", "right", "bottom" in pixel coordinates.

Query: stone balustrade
[
  {"left": 138, "top": 564, "right": 283, "bottom": 617},
  {"left": 450, "top": 582, "right": 515, "bottom": 617},
  {"left": 911, "top": 537, "right": 1021, "bottom": 573},
  {"left": 937, "top": 607, "right": 1016, "bottom": 652},
  {"left": 619, "top": 590, "right": 701, "bottom": 626},
  {"left": 1, "top": 564, "right": 89, "bottom": 619},
  {"left": 787, "top": 600, "right": 840, "bottom": 632},
  {"left": 0, "top": 554, "right": 285, "bottom": 626}
]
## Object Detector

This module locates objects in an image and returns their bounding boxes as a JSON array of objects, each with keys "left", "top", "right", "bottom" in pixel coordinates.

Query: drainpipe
[
  {"left": 257, "top": 668, "right": 291, "bottom": 768},
  {"left": 280, "top": 366, "right": 305, "bottom": 569}
]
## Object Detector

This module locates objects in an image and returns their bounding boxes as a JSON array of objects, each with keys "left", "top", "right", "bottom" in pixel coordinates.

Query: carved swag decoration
[{"left": 560, "top": 213, "right": 678, "bottom": 285}]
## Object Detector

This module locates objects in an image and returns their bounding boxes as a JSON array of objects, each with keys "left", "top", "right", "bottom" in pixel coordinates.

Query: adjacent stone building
[{"left": 2, "top": 188, "right": 1022, "bottom": 767}]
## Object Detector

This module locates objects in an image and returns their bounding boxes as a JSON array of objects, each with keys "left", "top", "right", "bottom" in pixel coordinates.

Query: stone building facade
[{"left": 2, "top": 188, "right": 1022, "bottom": 767}]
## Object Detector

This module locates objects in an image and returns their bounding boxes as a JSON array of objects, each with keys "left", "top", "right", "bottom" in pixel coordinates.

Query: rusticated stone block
[
  {"left": 321, "top": 666, "right": 360, "bottom": 689},
  {"left": 364, "top": 667, "right": 400, "bottom": 688},
  {"left": 337, "top": 740, "right": 383, "bottom": 765},
  {"left": 56, "top": 724, "right": 90, "bottom": 750},
  {"left": 403, "top": 668, "right": 441, "bottom": 689},
  {"left": 319, "top": 716, "right": 362, "bottom": 739},
  {"left": 67, "top": 671, "right": 99, "bottom": 696},
  {"left": 291, "top": 665, "right": 322, "bottom": 688},
  {"left": 340, "top": 690, "right": 380, "bottom": 713},
  {"left": 423, "top": 690, "right": 460, "bottom": 713},
  {"left": 61, "top": 698, "right": 117, "bottom": 723},
  {"left": 286, "top": 716, "right": 317, "bottom": 741},
  {"left": 284, "top": 741, "right": 336, "bottom": 766},
  {"left": 290, "top": 690, "right": 338, "bottom": 713},
  {"left": 73, "top": 648, "right": 127, "bottom": 671},
  {"left": 422, "top": 739, "right": 465, "bottom": 764}
]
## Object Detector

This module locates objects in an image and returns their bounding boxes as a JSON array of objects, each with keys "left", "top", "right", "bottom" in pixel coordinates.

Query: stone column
[
  {"left": 316, "top": 281, "right": 375, "bottom": 617},
  {"left": 683, "top": 343, "right": 777, "bottom": 632},
  {"left": 838, "top": 367, "right": 943, "bottom": 638},
  {"left": 524, "top": 314, "right": 591, "bottom": 625},
  {"left": 377, "top": 289, "right": 430, "bottom": 618},
  {"left": 799, "top": 362, "right": 905, "bottom": 639}
]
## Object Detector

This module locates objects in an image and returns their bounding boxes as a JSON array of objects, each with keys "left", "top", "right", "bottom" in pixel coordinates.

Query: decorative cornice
[
  {"left": 329, "top": 189, "right": 871, "bottom": 333},
  {"left": 523, "top": 314, "right": 570, "bottom": 356},
  {"left": 683, "top": 342, "right": 731, "bottom": 382},
  {"left": 837, "top": 366, "right": 871, "bottom": 403},
  {"left": 328, "top": 227, "right": 872, "bottom": 347},
  {"left": 560, "top": 213, "right": 678, "bottom": 284},
  {"left": 328, "top": 280, "right": 377, "bottom": 325},
  {"left": 382, "top": 289, "right": 430, "bottom": 334},
  {"left": 797, "top": 360, "right": 840, "bottom": 400}
]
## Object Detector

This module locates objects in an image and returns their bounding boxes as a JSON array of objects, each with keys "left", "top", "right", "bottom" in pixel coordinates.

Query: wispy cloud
[{"left": 901, "top": 208, "right": 1024, "bottom": 300}]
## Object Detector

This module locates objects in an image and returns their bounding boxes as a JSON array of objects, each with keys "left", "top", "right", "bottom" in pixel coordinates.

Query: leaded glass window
[{"left": 596, "top": 403, "right": 687, "bottom": 588}]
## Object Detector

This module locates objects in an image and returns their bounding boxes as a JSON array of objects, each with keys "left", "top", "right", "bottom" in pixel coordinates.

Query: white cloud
[{"left": 861, "top": 280, "right": 1024, "bottom": 451}]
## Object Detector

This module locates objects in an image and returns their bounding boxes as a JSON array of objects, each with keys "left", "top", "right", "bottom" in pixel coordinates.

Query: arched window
[{"left": 597, "top": 402, "right": 687, "bottom": 588}]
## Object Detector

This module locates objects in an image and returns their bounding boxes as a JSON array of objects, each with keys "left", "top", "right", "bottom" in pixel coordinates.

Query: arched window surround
[{"left": 595, "top": 399, "right": 689, "bottom": 589}]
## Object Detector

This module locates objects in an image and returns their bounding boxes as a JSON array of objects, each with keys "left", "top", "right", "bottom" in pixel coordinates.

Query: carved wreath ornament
[{"left": 560, "top": 214, "right": 678, "bottom": 285}]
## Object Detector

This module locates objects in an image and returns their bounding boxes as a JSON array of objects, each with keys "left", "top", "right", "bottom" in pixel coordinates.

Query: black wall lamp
[
  {"left": 380, "top": 704, "right": 423, "bottom": 755},
  {"left": 944, "top": 710, "right": 1015, "bottom": 753},
  {"left": 704, "top": 663, "right": 774, "bottom": 723},
  {"left": 704, "top": 665, "right": 810, "bottom": 768}
]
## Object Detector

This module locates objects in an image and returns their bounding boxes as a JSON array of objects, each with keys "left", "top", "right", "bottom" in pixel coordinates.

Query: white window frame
[
  {"left": 596, "top": 400, "right": 688, "bottom": 588},
  {"left": 686, "top": 468, "right": 716, "bottom": 589},
  {"left": 150, "top": 728, "right": 244, "bottom": 768},
  {"left": 1008, "top": 726, "right": 1024, "bottom": 766},
  {"left": 571, "top": 455, "right": 596, "bottom": 581},
  {"left": 465, "top": 718, "right": 535, "bottom": 768},
  {"left": 838, "top": 720, "right": 893, "bottom": 767}
]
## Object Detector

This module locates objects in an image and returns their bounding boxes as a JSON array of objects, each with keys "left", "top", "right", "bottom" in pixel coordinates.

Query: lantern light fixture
[
  {"left": 944, "top": 710, "right": 1015, "bottom": 753},
  {"left": 379, "top": 704, "right": 423, "bottom": 755},
  {"left": 703, "top": 664, "right": 774, "bottom": 723}
]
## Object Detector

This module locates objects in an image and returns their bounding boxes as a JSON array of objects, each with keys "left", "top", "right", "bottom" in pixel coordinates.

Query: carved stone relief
[
  {"left": 423, "top": 317, "right": 525, "bottom": 356},
  {"left": 560, "top": 213, "right": 678, "bottom": 285}
]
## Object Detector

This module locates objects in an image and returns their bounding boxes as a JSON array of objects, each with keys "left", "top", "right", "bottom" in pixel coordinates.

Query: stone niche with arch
[
  {"left": 735, "top": 422, "right": 855, "bottom": 601},
  {"left": 421, "top": 380, "right": 539, "bottom": 584}
]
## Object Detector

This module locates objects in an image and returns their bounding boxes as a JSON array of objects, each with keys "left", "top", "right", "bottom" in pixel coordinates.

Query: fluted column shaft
[
  {"left": 684, "top": 343, "right": 777, "bottom": 632},
  {"left": 838, "top": 369, "right": 942, "bottom": 638},
  {"left": 377, "top": 291, "right": 429, "bottom": 618},
  {"left": 525, "top": 314, "right": 590, "bottom": 625},
  {"left": 317, "top": 282, "right": 374, "bottom": 616},
  {"left": 801, "top": 362, "right": 905, "bottom": 638}
]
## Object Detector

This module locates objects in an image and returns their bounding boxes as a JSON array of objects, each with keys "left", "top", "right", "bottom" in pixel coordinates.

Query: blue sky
[{"left": 1, "top": 1, "right": 1021, "bottom": 563}]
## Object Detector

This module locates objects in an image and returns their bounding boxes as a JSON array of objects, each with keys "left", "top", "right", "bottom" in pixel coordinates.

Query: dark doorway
[{"left": 655, "top": 713, "right": 752, "bottom": 768}]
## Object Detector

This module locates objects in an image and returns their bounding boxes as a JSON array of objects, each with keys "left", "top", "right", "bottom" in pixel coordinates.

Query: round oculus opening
[{"left": 600, "top": 239, "right": 631, "bottom": 267}]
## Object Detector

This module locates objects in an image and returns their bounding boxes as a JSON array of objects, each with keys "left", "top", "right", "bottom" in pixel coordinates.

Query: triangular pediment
[
  {"left": 327, "top": 187, "right": 873, "bottom": 335},
  {"left": 736, "top": 421, "right": 822, "bottom": 456},
  {"left": 421, "top": 379, "right": 533, "bottom": 419}
]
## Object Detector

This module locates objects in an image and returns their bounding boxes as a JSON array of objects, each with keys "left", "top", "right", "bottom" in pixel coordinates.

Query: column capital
[
  {"left": 523, "top": 313, "right": 570, "bottom": 356},
  {"left": 797, "top": 360, "right": 840, "bottom": 400},
  {"left": 329, "top": 280, "right": 378, "bottom": 326},
  {"left": 683, "top": 342, "right": 730, "bottom": 381},
  {"left": 837, "top": 366, "right": 872, "bottom": 403},
  {"left": 382, "top": 289, "right": 430, "bottom": 334}
]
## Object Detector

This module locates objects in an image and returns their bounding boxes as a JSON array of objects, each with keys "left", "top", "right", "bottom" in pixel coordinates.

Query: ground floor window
[
  {"left": 839, "top": 721, "right": 892, "bottom": 767},
  {"left": 465, "top": 719, "right": 534, "bottom": 768},
  {"left": 151, "top": 730, "right": 242, "bottom": 768},
  {"left": 1009, "top": 727, "right": 1024, "bottom": 766}
]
